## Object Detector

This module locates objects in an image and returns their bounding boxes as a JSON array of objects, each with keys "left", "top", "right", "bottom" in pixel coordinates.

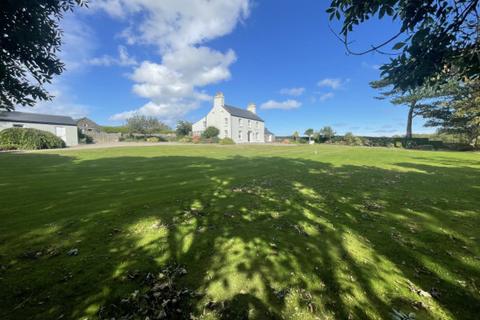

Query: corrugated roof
[
  {"left": 223, "top": 105, "right": 264, "bottom": 122},
  {"left": 0, "top": 111, "right": 77, "bottom": 126}
]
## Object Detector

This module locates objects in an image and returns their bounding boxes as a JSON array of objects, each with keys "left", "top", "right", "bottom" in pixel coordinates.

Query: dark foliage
[
  {"left": 0, "top": 0, "right": 86, "bottom": 110},
  {"left": 201, "top": 126, "right": 220, "bottom": 139},
  {"left": 175, "top": 121, "right": 192, "bottom": 137},
  {"left": 328, "top": 0, "right": 480, "bottom": 90}
]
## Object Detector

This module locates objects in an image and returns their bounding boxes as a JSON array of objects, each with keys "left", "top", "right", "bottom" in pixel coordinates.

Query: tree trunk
[{"left": 406, "top": 104, "right": 415, "bottom": 139}]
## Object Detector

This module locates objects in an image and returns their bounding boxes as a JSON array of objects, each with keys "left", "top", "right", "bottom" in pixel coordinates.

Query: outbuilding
[{"left": 0, "top": 111, "right": 79, "bottom": 146}]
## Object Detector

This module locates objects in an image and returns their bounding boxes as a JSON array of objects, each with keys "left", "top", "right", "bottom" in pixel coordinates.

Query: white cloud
[
  {"left": 94, "top": 0, "right": 250, "bottom": 50},
  {"left": 317, "top": 78, "right": 349, "bottom": 90},
  {"left": 279, "top": 87, "right": 305, "bottom": 96},
  {"left": 260, "top": 99, "right": 302, "bottom": 110},
  {"left": 318, "top": 92, "right": 334, "bottom": 102},
  {"left": 96, "top": 0, "right": 251, "bottom": 122},
  {"left": 88, "top": 46, "right": 138, "bottom": 66},
  {"left": 17, "top": 83, "right": 89, "bottom": 119}
]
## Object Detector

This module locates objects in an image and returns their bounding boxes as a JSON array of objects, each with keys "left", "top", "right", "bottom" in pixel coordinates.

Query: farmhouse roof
[
  {"left": 223, "top": 105, "right": 264, "bottom": 122},
  {"left": 265, "top": 128, "right": 274, "bottom": 135},
  {"left": 0, "top": 111, "right": 77, "bottom": 126}
]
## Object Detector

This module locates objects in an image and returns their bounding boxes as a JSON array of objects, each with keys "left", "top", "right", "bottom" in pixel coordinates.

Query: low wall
[{"left": 87, "top": 132, "right": 121, "bottom": 143}]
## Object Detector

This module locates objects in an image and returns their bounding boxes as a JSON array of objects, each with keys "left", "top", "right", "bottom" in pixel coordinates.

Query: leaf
[{"left": 393, "top": 42, "right": 406, "bottom": 50}]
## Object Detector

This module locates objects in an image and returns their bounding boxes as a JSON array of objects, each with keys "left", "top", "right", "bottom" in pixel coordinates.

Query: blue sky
[{"left": 20, "top": 0, "right": 435, "bottom": 136}]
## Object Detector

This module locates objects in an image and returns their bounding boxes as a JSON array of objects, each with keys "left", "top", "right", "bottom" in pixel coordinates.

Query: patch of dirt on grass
[{"left": 98, "top": 263, "right": 200, "bottom": 320}]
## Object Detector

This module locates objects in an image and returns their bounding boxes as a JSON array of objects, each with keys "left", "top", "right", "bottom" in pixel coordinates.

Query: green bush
[
  {"left": 178, "top": 136, "right": 193, "bottom": 143},
  {"left": 219, "top": 138, "right": 235, "bottom": 145},
  {"left": 146, "top": 136, "right": 160, "bottom": 142},
  {"left": 0, "top": 144, "right": 18, "bottom": 151},
  {"left": 0, "top": 128, "right": 66, "bottom": 150},
  {"left": 201, "top": 136, "right": 219, "bottom": 144},
  {"left": 202, "top": 126, "right": 219, "bottom": 139},
  {"left": 343, "top": 132, "right": 363, "bottom": 146}
]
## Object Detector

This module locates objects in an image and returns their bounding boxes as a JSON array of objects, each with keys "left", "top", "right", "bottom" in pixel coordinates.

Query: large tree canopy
[
  {"left": 370, "top": 79, "right": 436, "bottom": 138},
  {"left": 0, "top": 0, "right": 85, "bottom": 110},
  {"left": 126, "top": 114, "right": 171, "bottom": 135},
  {"left": 421, "top": 79, "right": 480, "bottom": 146},
  {"left": 327, "top": 0, "right": 480, "bottom": 90}
]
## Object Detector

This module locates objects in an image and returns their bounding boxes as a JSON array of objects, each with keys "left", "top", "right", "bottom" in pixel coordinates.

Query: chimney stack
[
  {"left": 214, "top": 92, "right": 224, "bottom": 108},
  {"left": 247, "top": 103, "right": 256, "bottom": 114}
]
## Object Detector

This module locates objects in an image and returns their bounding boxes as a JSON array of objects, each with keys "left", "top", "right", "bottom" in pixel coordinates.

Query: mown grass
[{"left": 0, "top": 144, "right": 479, "bottom": 319}]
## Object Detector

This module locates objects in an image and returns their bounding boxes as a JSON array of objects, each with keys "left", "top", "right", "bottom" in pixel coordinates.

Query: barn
[{"left": 0, "top": 111, "right": 79, "bottom": 146}]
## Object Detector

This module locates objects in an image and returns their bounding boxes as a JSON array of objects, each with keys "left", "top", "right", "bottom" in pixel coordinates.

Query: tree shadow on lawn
[{"left": 0, "top": 152, "right": 479, "bottom": 319}]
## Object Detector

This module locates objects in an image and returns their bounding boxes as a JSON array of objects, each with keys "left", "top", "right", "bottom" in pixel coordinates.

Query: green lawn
[{"left": 0, "top": 145, "right": 479, "bottom": 319}]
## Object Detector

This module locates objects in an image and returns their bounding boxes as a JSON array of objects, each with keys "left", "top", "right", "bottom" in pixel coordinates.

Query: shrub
[
  {"left": 0, "top": 128, "right": 66, "bottom": 150},
  {"left": 202, "top": 126, "right": 219, "bottom": 139},
  {"left": 0, "top": 144, "right": 17, "bottom": 151},
  {"left": 192, "top": 136, "right": 201, "bottom": 144},
  {"left": 219, "top": 138, "right": 235, "bottom": 145},
  {"left": 178, "top": 136, "right": 193, "bottom": 143},
  {"left": 202, "top": 136, "right": 219, "bottom": 144},
  {"left": 343, "top": 132, "right": 363, "bottom": 146},
  {"left": 394, "top": 141, "right": 403, "bottom": 148},
  {"left": 146, "top": 136, "right": 160, "bottom": 142}
]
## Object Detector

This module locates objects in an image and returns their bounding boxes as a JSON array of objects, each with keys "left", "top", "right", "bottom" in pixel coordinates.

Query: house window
[
  {"left": 224, "top": 130, "right": 228, "bottom": 137},
  {"left": 203, "top": 120, "right": 207, "bottom": 128},
  {"left": 256, "top": 132, "right": 259, "bottom": 140},
  {"left": 248, "top": 120, "right": 251, "bottom": 128},
  {"left": 238, "top": 118, "right": 242, "bottom": 126},
  {"left": 13, "top": 124, "right": 24, "bottom": 128},
  {"left": 255, "top": 121, "right": 258, "bottom": 128},
  {"left": 224, "top": 117, "right": 228, "bottom": 125},
  {"left": 238, "top": 131, "right": 242, "bottom": 140}
]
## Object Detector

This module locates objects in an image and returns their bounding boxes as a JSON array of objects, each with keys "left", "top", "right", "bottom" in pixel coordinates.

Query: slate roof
[
  {"left": 223, "top": 105, "right": 264, "bottom": 122},
  {"left": 265, "top": 128, "right": 275, "bottom": 135},
  {"left": 0, "top": 111, "right": 77, "bottom": 126}
]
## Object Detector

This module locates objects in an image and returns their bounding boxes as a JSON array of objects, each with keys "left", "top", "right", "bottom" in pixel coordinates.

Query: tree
[
  {"left": 317, "top": 126, "right": 335, "bottom": 141},
  {"left": 202, "top": 126, "right": 219, "bottom": 139},
  {"left": 176, "top": 121, "right": 192, "bottom": 137},
  {"left": 327, "top": 0, "right": 480, "bottom": 90},
  {"left": 0, "top": 0, "right": 86, "bottom": 110},
  {"left": 343, "top": 132, "right": 363, "bottom": 146},
  {"left": 292, "top": 131, "right": 299, "bottom": 142},
  {"left": 421, "top": 79, "right": 480, "bottom": 147},
  {"left": 370, "top": 79, "right": 434, "bottom": 139},
  {"left": 126, "top": 114, "right": 171, "bottom": 135},
  {"left": 304, "top": 128, "right": 314, "bottom": 142}
]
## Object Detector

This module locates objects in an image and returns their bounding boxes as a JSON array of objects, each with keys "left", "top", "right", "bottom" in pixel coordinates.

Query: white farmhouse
[{"left": 192, "top": 93, "right": 266, "bottom": 143}]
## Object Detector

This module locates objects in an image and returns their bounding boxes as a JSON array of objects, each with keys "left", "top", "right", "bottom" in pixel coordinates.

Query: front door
[
  {"left": 247, "top": 131, "right": 251, "bottom": 142},
  {"left": 55, "top": 127, "right": 67, "bottom": 143}
]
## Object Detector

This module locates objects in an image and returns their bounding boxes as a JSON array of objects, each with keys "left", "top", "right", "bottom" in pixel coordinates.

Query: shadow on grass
[{"left": 0, "top": 151, "right": 479, "bottom": 319}]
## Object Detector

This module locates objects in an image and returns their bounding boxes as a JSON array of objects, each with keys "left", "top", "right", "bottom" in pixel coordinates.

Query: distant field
[{"left": 0, "top": 145, "right": 479, "bottom": 319}]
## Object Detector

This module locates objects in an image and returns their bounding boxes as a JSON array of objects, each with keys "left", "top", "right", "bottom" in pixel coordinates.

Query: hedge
[{"left": 0, "top": 128, "right": 66, "bottom": 150}]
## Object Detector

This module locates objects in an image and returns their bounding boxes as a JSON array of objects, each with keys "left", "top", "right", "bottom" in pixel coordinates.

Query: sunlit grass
[{"left": 0, "top": 144, "right": 479, "bottom": 319}]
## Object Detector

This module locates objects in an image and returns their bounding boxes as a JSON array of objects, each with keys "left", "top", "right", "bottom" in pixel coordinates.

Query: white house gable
[{"left": 193, "top": 92, "right": 266, "bottom": 143}]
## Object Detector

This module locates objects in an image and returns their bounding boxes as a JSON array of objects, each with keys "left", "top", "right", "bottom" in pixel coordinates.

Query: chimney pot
[
  {"left": 214, "top": 92, "right": 224, "bottom": 108},
  {"left": 247, "top": 103, "right": 256, "bottom": 114}
]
